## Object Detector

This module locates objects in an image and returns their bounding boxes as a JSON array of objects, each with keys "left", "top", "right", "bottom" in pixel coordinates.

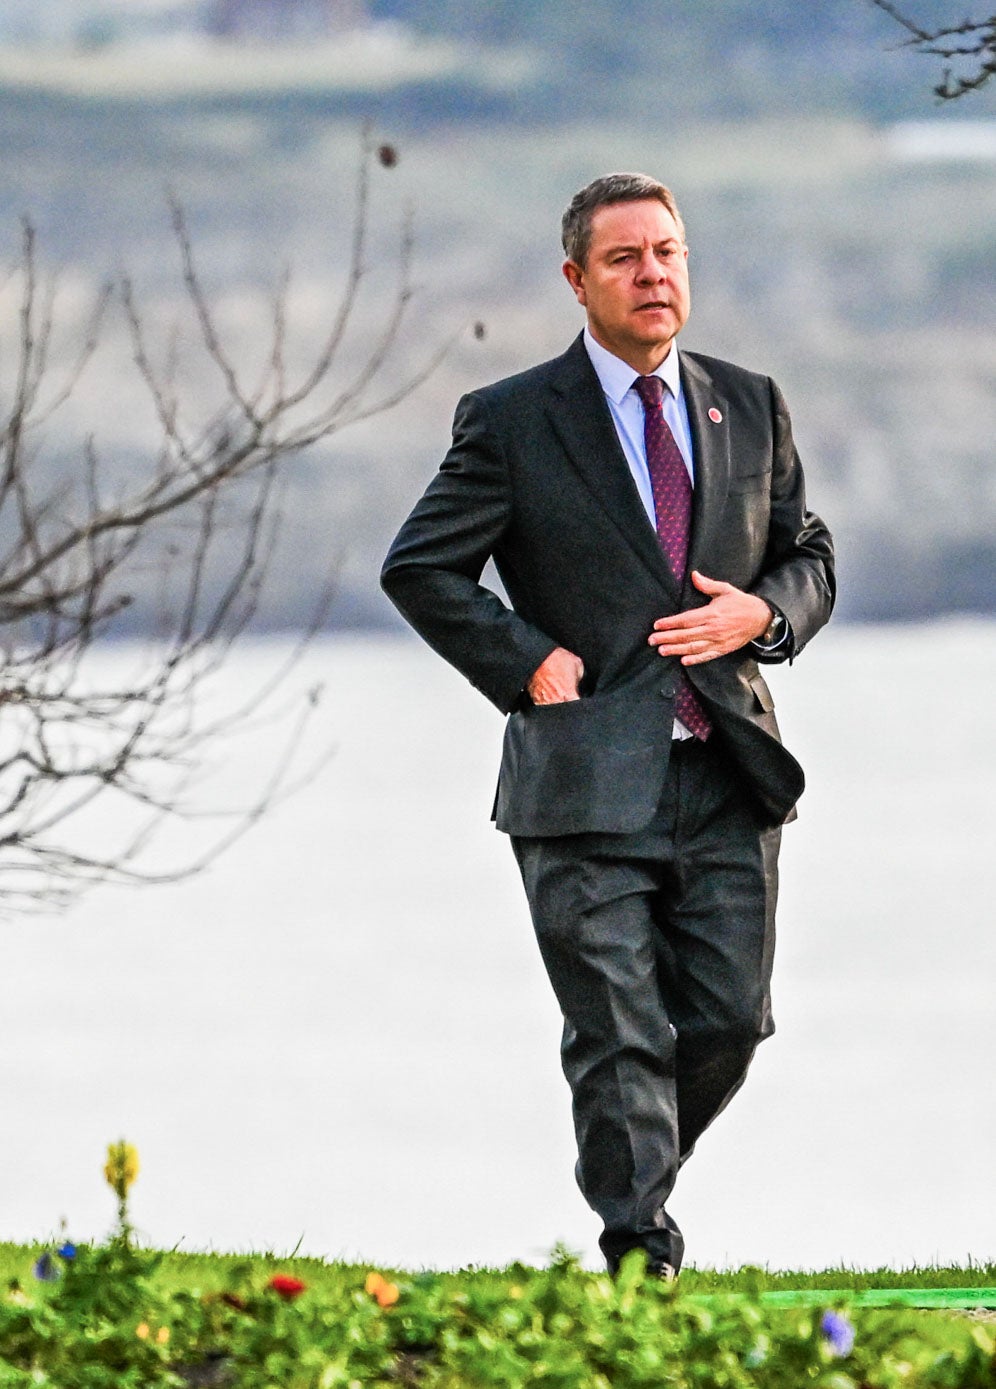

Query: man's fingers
[
  {"left": 650, "top": 584, "right": 770, "bottom": 660},
  {"left": 527, "top": 646, "right": 584, "bottom": 704},
  {"left": 656, "top": 640, "right": 716, "bottom": 659},
  {"left": 650, "top": 626, "right": 709, "bottom": 645},
  {"left": 651, "top": 627, "right": 742, "bottom": 662},
  {"left": 651, "top": 640, "right": 711, "bottom": 656},
  {"left": 651, "top": 610, "right": 708, "bottom": 632},
  {"left": 654, "top": 633, "right": 710, "bottom": 648},
  {"left": 690, "top": 570, "right": 731, "bottom": 595}
]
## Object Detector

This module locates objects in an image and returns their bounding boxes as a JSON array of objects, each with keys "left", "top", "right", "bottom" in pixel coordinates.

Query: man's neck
[
  {"left": 583, "top": 329, "right": 683, "bottom": 406},
  {"left": 585, "top": 325, "right": 676, "bottom": 377}
]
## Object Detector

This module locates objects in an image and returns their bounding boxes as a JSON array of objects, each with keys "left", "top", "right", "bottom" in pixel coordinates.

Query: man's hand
[
  {"left": 648, "top": 572, "right": 772, "bottom": 666},
  {"left": 527, "top": 646, "right": 585, "bottom": 704}
]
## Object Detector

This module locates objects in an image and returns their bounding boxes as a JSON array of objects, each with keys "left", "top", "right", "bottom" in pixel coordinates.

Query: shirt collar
[{"left": 583, "top": 325, "right": 682, "bottom": 405}]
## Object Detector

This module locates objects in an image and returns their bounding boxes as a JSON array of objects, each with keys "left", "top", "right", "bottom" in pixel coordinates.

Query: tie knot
[{"left": 634, "top": 375, "right": 664, "bottom": 411}]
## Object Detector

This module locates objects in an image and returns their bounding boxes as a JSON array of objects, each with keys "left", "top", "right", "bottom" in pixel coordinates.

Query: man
[{"left": 381, "top": 173, "right": 834, "bottom": 1277}]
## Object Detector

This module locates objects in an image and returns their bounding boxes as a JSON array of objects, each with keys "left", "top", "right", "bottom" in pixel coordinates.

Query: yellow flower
[
  {"left": 104, "top": 1141, "right": 140, "bottom": 1198},
  {"left": 364, "top": 1271, "right": 400, "bottom": 1308},
  {"left": 136, "top": 1321, "right": 169, "bottom": 1344}
]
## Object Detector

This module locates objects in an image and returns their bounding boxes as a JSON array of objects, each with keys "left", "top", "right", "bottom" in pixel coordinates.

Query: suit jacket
[{"left": 381, "top": 334, "right": 835, "bottom": 833}]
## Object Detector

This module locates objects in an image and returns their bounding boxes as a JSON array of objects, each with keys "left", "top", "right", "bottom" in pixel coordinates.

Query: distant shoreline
[{"left": 0, "top": 29, "right": 530, "bottom": 101}]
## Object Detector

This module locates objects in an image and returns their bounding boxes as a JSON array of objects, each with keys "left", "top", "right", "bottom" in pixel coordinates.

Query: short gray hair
[{"left": 561, "top": 173, "right": 685, "bottom": 268}]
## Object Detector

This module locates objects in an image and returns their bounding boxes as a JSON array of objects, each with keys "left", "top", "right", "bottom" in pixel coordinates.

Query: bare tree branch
[
  {"left": 0, "top": 134, "right": 461, "bottom": 916},
  {"left": 871, "top": 0, "right": 996, "bottom": 97}
]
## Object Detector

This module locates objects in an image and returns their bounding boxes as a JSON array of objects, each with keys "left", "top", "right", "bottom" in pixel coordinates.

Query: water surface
[{"left": 1, "top": 624, "right": 992, "bottom": 1271}]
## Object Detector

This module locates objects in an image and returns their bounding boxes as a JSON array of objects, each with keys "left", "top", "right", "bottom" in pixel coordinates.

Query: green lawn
[
  {"left": 4, "top": 1240, "right": 994, "bottom": 1295},
  {"left": 1, "top": 1238, "right": 994, "bottom": 1387}
]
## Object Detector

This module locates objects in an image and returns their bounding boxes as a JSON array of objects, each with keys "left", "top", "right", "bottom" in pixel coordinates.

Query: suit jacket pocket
[{"left": 494, "top": 681, "right": 676, "bottom": 837}]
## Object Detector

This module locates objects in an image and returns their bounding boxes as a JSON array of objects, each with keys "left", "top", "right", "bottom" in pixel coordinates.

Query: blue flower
[
  {"left": 821, "top": 1309, "right": 855, "bottom": 1357},
  {"left": 32, "top": 1252, "right": 60, "bottom": 1283},
  {"left": 57, "top": 1242, "right": 77, "bottom": 1260}
]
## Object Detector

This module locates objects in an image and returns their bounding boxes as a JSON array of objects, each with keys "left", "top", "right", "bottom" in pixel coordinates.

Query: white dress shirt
[
  {"left": 584, "top": 329, "right": 698, "bottom": 737},
  {"left": 581, "top": 330, "right": 786, "bottom": 735},
  {"left": 583, "top": 326, "right": 695, "bottom": 526}
]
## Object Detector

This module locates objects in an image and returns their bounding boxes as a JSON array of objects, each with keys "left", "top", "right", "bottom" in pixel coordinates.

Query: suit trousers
[{"left": 511, "top": 735, "right": 780, "bottom": 1272}]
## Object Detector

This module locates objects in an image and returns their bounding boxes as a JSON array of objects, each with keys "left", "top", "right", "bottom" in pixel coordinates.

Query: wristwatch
[{"left": 756, "top": 609, "right": 786, "bottom": 648}]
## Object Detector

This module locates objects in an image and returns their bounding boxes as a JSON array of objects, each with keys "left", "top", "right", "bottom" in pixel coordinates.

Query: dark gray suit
[{"left": 382, "top": 333, "right": 834, "bottom": 1269}]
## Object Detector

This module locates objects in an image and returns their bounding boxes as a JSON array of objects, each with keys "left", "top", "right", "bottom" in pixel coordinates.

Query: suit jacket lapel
[
  {"left": 544, "top": 336, "right": 682, "bottom": 603},
  {"left": 682, "top": 353, "right": 731, "bottom": 589}
]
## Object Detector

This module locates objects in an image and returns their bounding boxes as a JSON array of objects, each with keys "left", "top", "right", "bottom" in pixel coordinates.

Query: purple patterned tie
[{"left": 634, "top": 374, "right": 712, "bottom": 741}]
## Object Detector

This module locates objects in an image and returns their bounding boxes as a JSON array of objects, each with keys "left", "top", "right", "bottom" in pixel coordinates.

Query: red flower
[{"left": 268, "top": 1274, "right": 307, "bottom": 1301}]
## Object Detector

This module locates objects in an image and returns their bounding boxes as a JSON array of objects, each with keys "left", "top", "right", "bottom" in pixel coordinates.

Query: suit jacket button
[{"left": 660, "top": 683, "right": 675, "bottom": 699}]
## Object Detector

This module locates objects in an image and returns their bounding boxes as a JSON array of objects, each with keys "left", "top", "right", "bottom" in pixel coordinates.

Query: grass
[
  {"left": 2, "top": 1151, "right": 991, "bottom": 1385},
  {"left": 3, "top": 1239, "right": 994, "bottom": 1296},
  {"left": 2, "top": 1238, "right": 994, "bottom": 1386}
]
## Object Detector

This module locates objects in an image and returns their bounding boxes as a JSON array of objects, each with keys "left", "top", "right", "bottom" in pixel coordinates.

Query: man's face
[{"left": 563, "top": 199, "right": 690, "bottom": 371}]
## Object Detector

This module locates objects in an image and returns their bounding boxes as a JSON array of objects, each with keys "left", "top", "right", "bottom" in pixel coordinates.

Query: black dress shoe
[{"left": 609, "top": 1250, "right": 679, "bottom": 1281}]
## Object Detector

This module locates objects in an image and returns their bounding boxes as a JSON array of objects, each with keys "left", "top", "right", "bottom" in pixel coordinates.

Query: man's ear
[{"left": 562, "top": 259, "right": 586, "bottom": 306}]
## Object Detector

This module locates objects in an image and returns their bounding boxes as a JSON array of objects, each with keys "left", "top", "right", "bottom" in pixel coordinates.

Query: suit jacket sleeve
[
  {"left": 748, "top": 377, "right": 835, "bottom": 662},
  {"left": 380, "top": 390, "right": 558, "bottom": 711}
]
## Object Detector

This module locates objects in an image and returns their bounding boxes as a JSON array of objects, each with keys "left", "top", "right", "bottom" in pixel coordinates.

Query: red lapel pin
[{"left": 708, "top": 407, "right": 723, "bottom": 424}]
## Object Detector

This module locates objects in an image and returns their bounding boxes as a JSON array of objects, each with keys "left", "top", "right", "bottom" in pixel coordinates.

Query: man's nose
[{"left": 634, "top": 250, "right": 665, "bottom": 283}]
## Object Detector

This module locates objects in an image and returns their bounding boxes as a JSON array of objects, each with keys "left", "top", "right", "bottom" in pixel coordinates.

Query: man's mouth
[{"left": 636, "top": 301, "right": 670, "bottom": 312}]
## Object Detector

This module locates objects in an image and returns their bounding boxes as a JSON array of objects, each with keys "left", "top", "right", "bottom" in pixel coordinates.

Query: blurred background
[
  {"left": 1, "top": 0, "right": 995, "bottom": 625},
  {"left": 0, "top": 0, "right": 993, "bottom": 1273}
]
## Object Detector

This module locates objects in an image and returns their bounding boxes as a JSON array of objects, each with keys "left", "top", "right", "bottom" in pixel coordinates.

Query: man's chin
[
  {"left": 629, "top": 315, "right": 680, "bottom": 342},
  {"left": 631, "top": 331, "right": 679, "bottom": 359}
]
